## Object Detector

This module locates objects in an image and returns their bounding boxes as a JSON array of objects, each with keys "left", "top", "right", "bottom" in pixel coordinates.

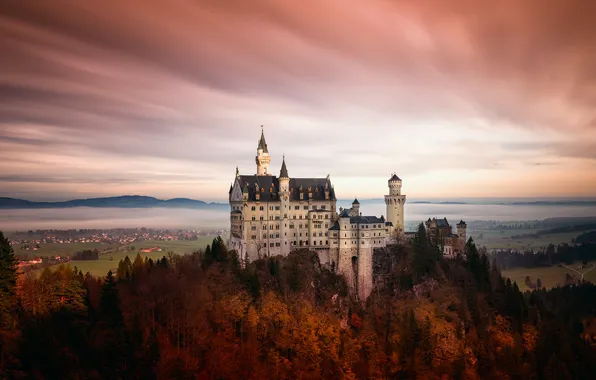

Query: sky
[{"left": 1, "top": 0, "right": 595, "bottom": 202}]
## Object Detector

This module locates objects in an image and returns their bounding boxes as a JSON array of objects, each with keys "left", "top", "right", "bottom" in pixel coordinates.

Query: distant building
[
  {"left": 228, "top": 128, "right": 406, "bottom": 300},
  {"left": 425, "top": 218, "right": 467, "bottom": 258}
]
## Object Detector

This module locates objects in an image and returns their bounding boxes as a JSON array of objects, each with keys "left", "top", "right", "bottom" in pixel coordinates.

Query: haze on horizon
[{"left": 1, "top": 0, "right": 595, "bottom": 203}]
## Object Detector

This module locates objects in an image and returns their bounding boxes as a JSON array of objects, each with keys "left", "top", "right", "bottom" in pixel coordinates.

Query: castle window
[
  {"left": 252, "top": 217, "right": 256, "bottom": 221},
  {"left": 251, "top": 206, "right": 256, "bottom": 211},
  {"left": 260, "top": 216, "right": 264, "bottom": 221},
  {"left": 275, "top": 206, "right": 280, "bottom": 210},
  {"left": 303, "top": 206, "right": 308, "bottom": 210},
  {"left": 299, "top": 215, "right": 302, "bottom": 219},
  {"left": 313, "top": 241, "right": 316, "bottom": 246},
  {"left": 251, "top": 226, "right": 256, "bottom": 230},
  {"left": 325, "top": 214, "right": 328, "bottom": 219},
  {"left": 325, "top": 240, "right": 328, "bottom": 245},
  {"left": 321, "top": 205, "right": 326, "bottom": 210},
  {"left": 320, "top": 240, "right": 322, "bottom": 245},
  {"left": 259, "top": 206, "right": 264, "bottom": 211},
  {"left": 295, "top": 206, "right": 299, "bottom": 210},
  {"left": 251, "top": 235, "right": 256, "bottom": 240}
]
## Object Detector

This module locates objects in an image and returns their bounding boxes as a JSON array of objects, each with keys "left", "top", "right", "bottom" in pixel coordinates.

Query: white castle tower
[
  {"left": 384, "top": 173, "right": 406, "bottom": 236},
  {"left": 255, "top": 126, "right": 271, "bottom": 176}
]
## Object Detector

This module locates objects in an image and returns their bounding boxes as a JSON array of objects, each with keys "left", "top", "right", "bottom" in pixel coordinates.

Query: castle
[
  {"left": 425, "top": 218, "right": 467, "bottom": 258},
  {"left": 229, "top": 128, "right": 406, "bottom": 300}
]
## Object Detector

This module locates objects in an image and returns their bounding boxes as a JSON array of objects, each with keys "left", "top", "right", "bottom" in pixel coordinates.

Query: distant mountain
[{"left": 0, "top": 196, "right": 228, "bottom": 209}]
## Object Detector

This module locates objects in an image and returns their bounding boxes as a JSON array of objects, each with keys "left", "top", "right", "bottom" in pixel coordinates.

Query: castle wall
[
  {"left": 338, "top": 246, "right": 358, "bottom": 291},
  {"left": 357, "top": 246, "right": 373, "bottom": 301}
]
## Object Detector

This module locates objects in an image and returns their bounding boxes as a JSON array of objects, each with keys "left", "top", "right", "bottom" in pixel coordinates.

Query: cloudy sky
[{"left": 1, "top": 0, "right": 595, "bottom": 202}]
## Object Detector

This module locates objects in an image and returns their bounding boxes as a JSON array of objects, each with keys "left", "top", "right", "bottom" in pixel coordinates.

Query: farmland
[
  {"left": 502, "top": 261, "right": 596, "bottom": 291},
  {"left": 471, "top": 228, "right": 580, "bottom": 251},
  {"left": 13, "top": 242, "right": 121, "bottom": 258},
  {"left": 29, "top": 236, "right": 216, "bottom": 277}
]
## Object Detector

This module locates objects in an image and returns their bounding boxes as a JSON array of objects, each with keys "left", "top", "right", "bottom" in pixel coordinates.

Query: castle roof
[
  {"left": 427, "top": 217, "right": 450, "bottom": 228},
  {"left": 279, "top": 156, "right": 289, "bottom": 178},
  {"left": 257, "top": 128, "right": 268, "bottom": 153},
  {"left": 236, "top": 175, "right": 336, "bottom": 202},
  {"left": 389, "top": 173, "right": 401, "bottom": 181},
  {"left": 349, "top": 215, "right": 386, "bottom": 224},
  {"left": 352, "top": 198, "right": 360, "bottom": 205},
  {"left": 457, "top": 220, "right": 467, "bottom": 226},
  {"left": 329, "top": 221, "right": 340, "bottom": 230}
]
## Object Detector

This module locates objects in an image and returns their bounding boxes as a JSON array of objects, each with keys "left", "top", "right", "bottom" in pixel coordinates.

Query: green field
[
  {"left": 30, "top": 236, "right": 216, "bottom": 277},
  {"left": 13, "top": 242, "right": 121, "bottom": 258},
  {"left": 67, "top": 250, "right": 173, "bottom": 277},
  {"left": 502, "top": 261, "right": 596, "bottom": 291},
  {"left": 128, "top": 238, "right": 215, "bottom": 254},
  {"left": 472, "top": 229, "right": 579, "bottom": 250}
]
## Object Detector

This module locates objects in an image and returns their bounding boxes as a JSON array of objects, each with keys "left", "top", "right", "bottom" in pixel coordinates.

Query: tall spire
[
  {"left": 257, "top": 125, "right": 268, "bottom": 153},
  {"left": 280, "top": 154, "right": 289, "bottom": 178}
]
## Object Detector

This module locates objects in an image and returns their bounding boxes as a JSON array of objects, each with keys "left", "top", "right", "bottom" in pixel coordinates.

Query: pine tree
[
  {"left": 420, "top": 316, "right": 433, "bottom": 366},
  {"left": 0, "top": 231, "right": 18, "bottom": 330},
  {"left": 412, "top": 223, "right": 440, "bottom": 280},
  {"left": 97, "top": 270, "right": 127, "bottom": 377},
  {"left": 132, "top": 253, "right": 144, "bottom": 277}
]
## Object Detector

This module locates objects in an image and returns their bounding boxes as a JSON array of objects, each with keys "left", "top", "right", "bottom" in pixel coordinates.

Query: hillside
[{"left": 0, "top": 195, "right": 227, "bottom": 209}]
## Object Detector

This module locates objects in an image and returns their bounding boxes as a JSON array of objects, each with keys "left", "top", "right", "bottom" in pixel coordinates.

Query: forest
[
  {"left": 1, "top": 226, "right": 596, "bottom": 379},
  {"left": 491, "top": 242, "right": 596, "bottom": 269}
]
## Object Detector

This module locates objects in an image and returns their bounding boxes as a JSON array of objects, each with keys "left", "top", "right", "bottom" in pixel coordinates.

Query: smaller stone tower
[
  {"left": 279, "top": 156, "right": 290, "bottom": 255},
  {"left": 384, "top": 173, "right": 406, "bottom": 235},
  {"left": 457, "top": 220, "right": 467, "bottom": 253},
  {"left": 352, "top": 198, "right": 360, "bottom": 215},
  {"left": 255, "top": 126, "right": 271, "bottom": 176}
]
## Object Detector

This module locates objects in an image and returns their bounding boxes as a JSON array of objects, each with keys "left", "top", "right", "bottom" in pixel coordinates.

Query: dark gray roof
[
  {"left": 427, "top": 217, "right": 450, "bottom": 228},
  {"left": 352, "top": 198, "right": 360, "bottom": 205},
  {"left": 385, "top": 222, "right": 393, "bottom": 226},
  {"left": 339, "top": 208, "right": 351, "bottom": 217},
  {"left": 257, "top": 129, "right": 268, "bottom": 153},
  {"left": 349, "top": 215, "right": 386, "bottom": 224},
  {"left": 329, "top": 221, "right": 340, "bottom": 230},
  {"left": 229, "top": 184, "right": 233, "bottom": 194},
  {"left": 279, "top": 157, "right": 289, "bottom": 178},
  {"left": 436, "top": 218, "right": 450, "bottom": 228},
  {"left": 457, "top": 220, "right": 467, "bottom": 226},
  {"left": 389, "top": 174, "right": 402, "bottom": 181},
  {"left": 237, "top": 175, "right": 336, "bottom": 202}
]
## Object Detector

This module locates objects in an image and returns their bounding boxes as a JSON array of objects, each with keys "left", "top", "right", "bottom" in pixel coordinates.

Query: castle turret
[
  {"left": 457, "top": 220, "right": 467, "bottom": 253},
  {"left": 352, "top": 198, "right": 360, "bottom": 215},
  {"left": 255, "top": 126, "right": 271, "bottom": 176},
  {"left": 279, "top": 156, "right": 290, "bottom": 255},
  {"left": 384, "top": 173, "right": 406, "bottom": 235}
]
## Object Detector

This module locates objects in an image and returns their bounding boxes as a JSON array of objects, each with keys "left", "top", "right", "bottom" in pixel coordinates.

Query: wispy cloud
[{"left": 1, "top": 0, "right": 595, "bottom": 200}]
